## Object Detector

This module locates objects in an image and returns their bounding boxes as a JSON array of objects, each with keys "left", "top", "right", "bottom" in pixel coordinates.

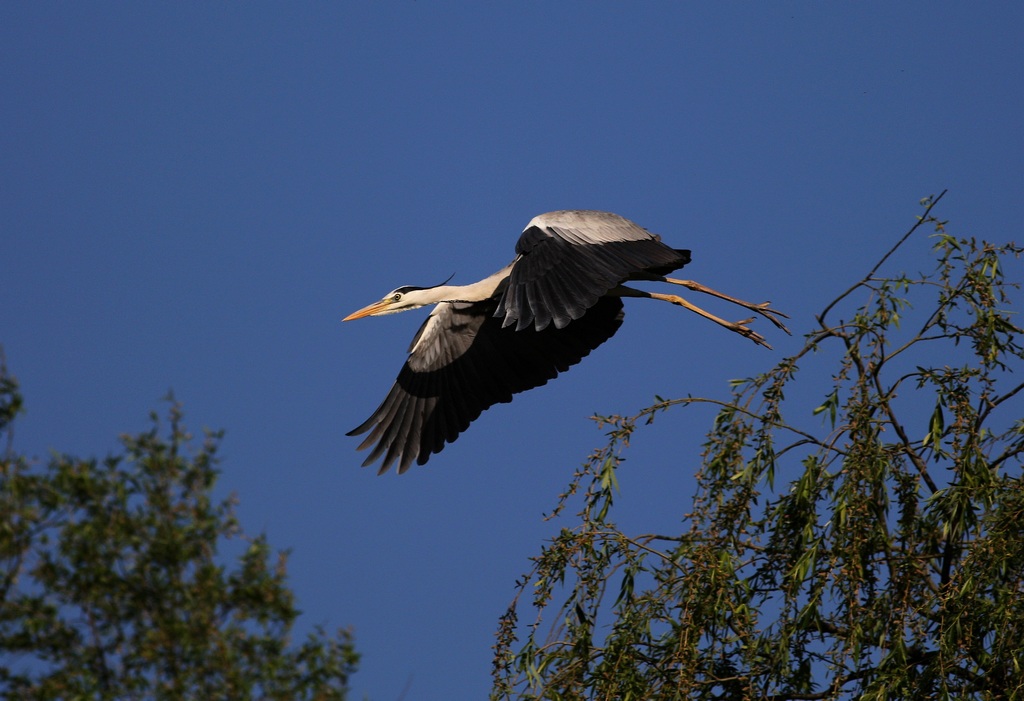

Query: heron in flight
[{"left": 344, "top": 210, "right": 789, "bottom": 474}]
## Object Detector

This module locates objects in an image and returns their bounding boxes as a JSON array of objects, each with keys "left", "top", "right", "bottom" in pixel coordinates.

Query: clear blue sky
[{"left": 3, "top": 3, "right": 1021, "bottom": 699}]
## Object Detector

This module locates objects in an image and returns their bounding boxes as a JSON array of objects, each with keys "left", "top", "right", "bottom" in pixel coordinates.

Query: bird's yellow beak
[{"left": 343, "top": 299, "right": 393, "bottom": 322}]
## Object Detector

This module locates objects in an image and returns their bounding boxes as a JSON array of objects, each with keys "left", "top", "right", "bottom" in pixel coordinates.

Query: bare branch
[{"left": 816, "top": 190, "right": 948, "bottom": 327}]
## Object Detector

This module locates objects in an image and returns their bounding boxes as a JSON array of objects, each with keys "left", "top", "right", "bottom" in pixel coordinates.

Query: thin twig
[{"left": 817, "top": 189, "right": 948, "bottom": 327}]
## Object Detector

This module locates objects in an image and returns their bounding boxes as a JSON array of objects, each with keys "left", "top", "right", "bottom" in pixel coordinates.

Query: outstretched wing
[
  {"left": 496, "top": 210, "right": 690, "bottom": 331},
  {"left": 347, "top": 295, "right": 625, "bottom": 474}
]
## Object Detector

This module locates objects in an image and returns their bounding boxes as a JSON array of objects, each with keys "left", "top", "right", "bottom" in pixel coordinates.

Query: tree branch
[{"left": 816, "top": 190, "right": 948, "bottom": 328}]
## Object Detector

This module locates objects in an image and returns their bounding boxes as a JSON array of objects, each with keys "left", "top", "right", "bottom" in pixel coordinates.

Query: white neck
[{"left": 416, "top": 265, "right": 511, "bottom": 305}]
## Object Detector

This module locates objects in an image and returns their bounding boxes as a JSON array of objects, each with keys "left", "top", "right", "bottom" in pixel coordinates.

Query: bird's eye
[{"left": 392, "top": 293, "right": 402, "bottom": 302}]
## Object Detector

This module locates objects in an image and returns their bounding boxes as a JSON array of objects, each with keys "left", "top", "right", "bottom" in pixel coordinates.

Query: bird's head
[
  {"left": 343, "top": 275, "right": 457, "bottom": 321},
  {"left": 343, "top": 286, "right": 433, "bottom": 321}
]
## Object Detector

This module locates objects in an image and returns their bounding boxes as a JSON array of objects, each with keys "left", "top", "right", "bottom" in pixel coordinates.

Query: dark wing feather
[
  {"left": 496, "top": 210, "right": 690, "bottom": 331},
  {"left": 347, "top": 295, "right": 625, "bottom": 474}
]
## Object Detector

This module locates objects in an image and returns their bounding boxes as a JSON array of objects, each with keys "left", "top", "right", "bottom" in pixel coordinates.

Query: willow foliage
[{"left": 492, "top": 193, "right": 1024, "bottom": 700}]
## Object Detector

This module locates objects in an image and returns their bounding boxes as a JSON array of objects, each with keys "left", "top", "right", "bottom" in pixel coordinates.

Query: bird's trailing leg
[
  {"left": 647, "top": 291, "right": 771, "bottom": 348},
  {"left": 661, "top": 277, "right": 791, "bottom": 334},
  {"left": 616, "top": 284, "right": 779, "bottom": 349}
]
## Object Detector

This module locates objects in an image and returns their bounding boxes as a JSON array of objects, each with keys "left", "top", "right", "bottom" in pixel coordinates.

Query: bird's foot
[
  {"left": 747, "top": 301, "right": 791, "bottom": 334},
  {"left": 726, "top": 317, "right": 772, "bottom": 349}
]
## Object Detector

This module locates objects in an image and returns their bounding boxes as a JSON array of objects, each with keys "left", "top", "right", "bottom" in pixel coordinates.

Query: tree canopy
[
  {"left": 492, "top": 193, "right": 1024, "bottom": 700},
  {"left": 0, "top": 376, "right": 358, "bottom": 700}
]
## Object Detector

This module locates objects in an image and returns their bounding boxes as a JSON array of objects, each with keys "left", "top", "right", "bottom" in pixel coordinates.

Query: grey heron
[{"left": 344, "top": 210, "right": 789, "bottom": 474}]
